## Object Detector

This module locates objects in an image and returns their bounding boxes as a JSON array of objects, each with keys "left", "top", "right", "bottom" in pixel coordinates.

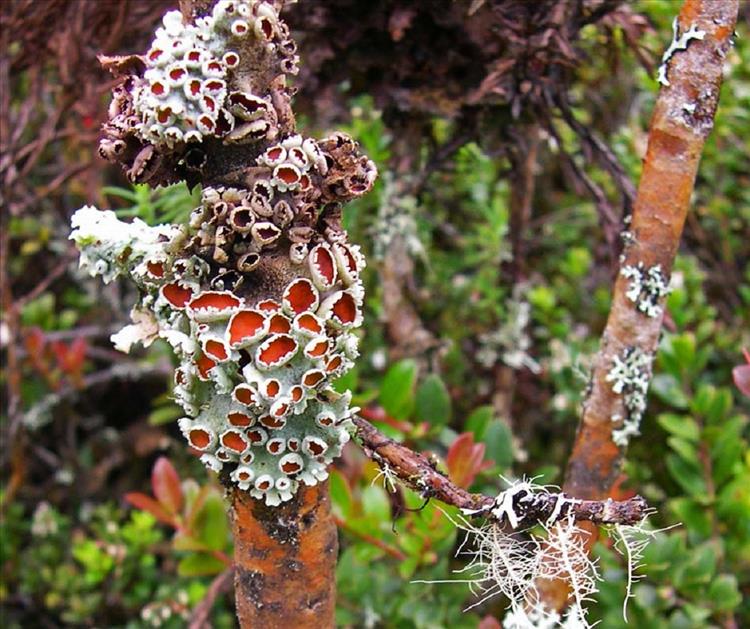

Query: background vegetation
[{"left": 1, "top": 1, "right": 748, "bottom": 627}]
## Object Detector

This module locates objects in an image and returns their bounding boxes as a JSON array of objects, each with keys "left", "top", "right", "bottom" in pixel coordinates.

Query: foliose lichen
[
  {"left": 605, "top": 347, "right": 653, "bottom": 447},
  {"left": 620, "top": 262, "right": 671, "bottom": 318},
  {"left": 98, "top": 0, "right": 300, "bottom": 186},
  {"left": 71, "top": 0, "right": 377, "bottom": 506}
]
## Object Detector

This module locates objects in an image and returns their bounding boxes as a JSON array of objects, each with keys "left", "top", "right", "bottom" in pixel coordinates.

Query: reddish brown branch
[
  {"left": 229, "top": 483, "right": 338, "bottom": 629},
  {"left": 352, "top": 415, "right": 648, "bottom": 527},
  {"left": 539, "top": 0, "right": 739, "bottom": 612}
]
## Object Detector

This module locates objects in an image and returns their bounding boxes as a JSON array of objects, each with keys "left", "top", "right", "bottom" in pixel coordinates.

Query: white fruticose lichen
[
  {"left": 70, "top": 181, "right": 368, "bottom": 506},
  {"left": 608, "top": 519, "right": 679, "bottom": 623},
  {"left": 605, "top": 347, "right": 654, "bottom": 447},
  {"left": 420, "top": 479, "right": 601, "bottom": 628},
  {"left": 657, "top": 18, "right": 706, "bottom": 87},
  {"left": 477, "top": 286, "right": 540, "bottom": 373},
  {"left": 371, "top": 460, "right": 399, "bottom": 494},
  {"left": 422, "top": 477, "right": 664, "bottom": 627},
  {"left": 621, "top": 262, "right": 671, "bottom": 318}
]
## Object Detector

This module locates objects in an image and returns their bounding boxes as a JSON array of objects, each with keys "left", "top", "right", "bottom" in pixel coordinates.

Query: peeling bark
[{"left": 538, "top": 0, "right": 739, "bottom": 612}]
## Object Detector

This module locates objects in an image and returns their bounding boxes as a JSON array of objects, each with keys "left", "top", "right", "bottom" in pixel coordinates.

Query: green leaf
[
  {"left": 397, "top": 555, "right": 420, "bottom": 579},
  {"left": 329, "top": 469, "right": 353, "bottom": 519},
  {"left": 650, "top": 375, "right": 690, "bottom": 409},
  {"left": 361, "top": 485, "right": 391, "bottom": 524},
  {"left": 667, "top": 436, "right": 697, "bottom": 463},
  {"left": 172, "top": 533, "right": 208, "bottom": 552},
  {"left": 482, "top": 420, "right": 513, "bottom": 469},
  {"left": 415, "top": 374, "right": 452, "bottom": 426},
  {"left": 669, "top": 498, "right": 712, "bottom": 538},
  {"left": 528, "top": 285, "right": 556, "bottom": 313},
  {"left": 706, "top": 388, "right": 732, "bottom": 425},
  {"left": 379, "top": 360, "right": 417, "bottom": 419},
  {"left": 466, "top": 406, "right": 493, "bottom": 440},
  {"left": 657, "top": 414, "right": 700, "bottom": 442},
  {"left": 193, "top": 493, "right": 228, "bottom": 551},
  {"left": 148, "top": 403, "right": 183, "bottom": 426},
  {"left": 177, "top": 553, "right": 226, "bottom": 577},
  {"left": 675, "top": 543, "right": 717, "bottom": 588},
  {"left": 707, "top": 574, "right": 742, "bottom": 611},
  {"left": 332, "top": 365, "right": 358, "bottom": 394},
  {"left": 671, "top": 334, "right": 696, "bottom": 371},
  {"left": 666, "top": 454, "right": 706, "bottom": 499},
  {"left": 561, "top": 247, "right": 592, "bottom": 278}
]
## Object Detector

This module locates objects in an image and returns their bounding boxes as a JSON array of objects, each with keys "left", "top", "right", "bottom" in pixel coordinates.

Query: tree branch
[
  {"left": 538, "top": 0, "right": 739, "bottom": 612},
  {"left": 352, "top": 415, "right": 648, "bottom": 527}
]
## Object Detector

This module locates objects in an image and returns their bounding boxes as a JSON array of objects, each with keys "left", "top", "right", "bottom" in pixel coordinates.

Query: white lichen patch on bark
[
  {"left": 605, "top": 347, "right": 654, "bottom": 447},
  {"left": 657, "top": 18, "right": 706, "bottom": 87},
  {"left": 620, "top": 262, "right": 671, "bottom": 318}
]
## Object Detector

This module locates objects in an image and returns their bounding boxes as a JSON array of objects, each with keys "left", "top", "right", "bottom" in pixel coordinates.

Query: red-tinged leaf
[
  {"left": 24, "top": 327, "right": 46, "bottom": 355},
  {"left": 50, "top": 340, "right": 70, "bottom": 369},
  {"left": 733, "top": 364, "right": 750, "bottom": 398},
  {"left": 125, "top": 492, "right": 175, "bottom": 526},
  {"left": 478, "top": 616, "right": 501, "bottom": 629},
  {"left": 152, "top": 457, "right": 183, "bottom": 514},
  {"left": 446, "top": 432, "right": 493, "bottom": 489},
  {"left": 51, "top": 338, "right": 88, "bottom": 375},
  {"left": 66, "top": 337, "right": 88, "bottom": 374}
]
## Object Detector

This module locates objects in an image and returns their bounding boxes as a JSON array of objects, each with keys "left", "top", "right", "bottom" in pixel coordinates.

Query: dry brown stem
[{"left": 353, "top": 415, "right": 649, "bottom": 527}]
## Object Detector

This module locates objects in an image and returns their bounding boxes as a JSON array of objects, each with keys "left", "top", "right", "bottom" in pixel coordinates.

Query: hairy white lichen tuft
[
  {"left": 416, "top": 479, "right": 602, "bottom": 627},
  {"left": 416, "top": 478, "right": 663, "bottom": 627}
]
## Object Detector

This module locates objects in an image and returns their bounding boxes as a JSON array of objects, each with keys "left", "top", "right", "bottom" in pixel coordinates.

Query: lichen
[
  {"left": 372, "top": 172, "right": 424, "bottom": 262},
  {"left": 605, "top": 347, "right": 653, "bottom": 447},
  {"left": 477, "top": 285, "right": 540, "bottom": 373},
  {"left": 71, "top": 0, "right": 376, "bottom": 506},
  {"left": 620, "top": 262, "right": 671, "bottom": 318},
  {"left": 98, "top": 0, "right": 301, "bottom": 186},
  {"left": 657, "top": 18, "right": 706, "bottom": 87}
]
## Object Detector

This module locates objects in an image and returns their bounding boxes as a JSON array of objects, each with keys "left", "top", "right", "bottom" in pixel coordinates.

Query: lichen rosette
[
  {"left": 71, "top": 0, "right": 377, "bottom": 506},
  {"left": 99, "top": 0, "right": 300, "bottom": 186}
]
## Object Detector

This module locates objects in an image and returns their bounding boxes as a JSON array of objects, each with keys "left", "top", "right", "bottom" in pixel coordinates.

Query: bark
[
  {"left": 230, "top": 482, "right": 338, "bottom": 629},
  {"left": 538, "top": 0, "right": 739, "bottom": 612}
]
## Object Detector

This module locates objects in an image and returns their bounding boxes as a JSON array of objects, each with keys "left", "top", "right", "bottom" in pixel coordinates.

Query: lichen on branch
[
  {"left": 535, "top": 0, "right": 740, "bottom": 618},
  {"left": 71, "top": 0, "right": 376, "bottom": 509}
]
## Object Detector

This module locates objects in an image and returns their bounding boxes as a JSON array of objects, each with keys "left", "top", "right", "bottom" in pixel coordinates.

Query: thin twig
[
  {"left": 188, "top": 567, "right": 234, "bottom": 629},
  {"left": 352, "top": 415, "right": 648, "bottom": 527}
]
